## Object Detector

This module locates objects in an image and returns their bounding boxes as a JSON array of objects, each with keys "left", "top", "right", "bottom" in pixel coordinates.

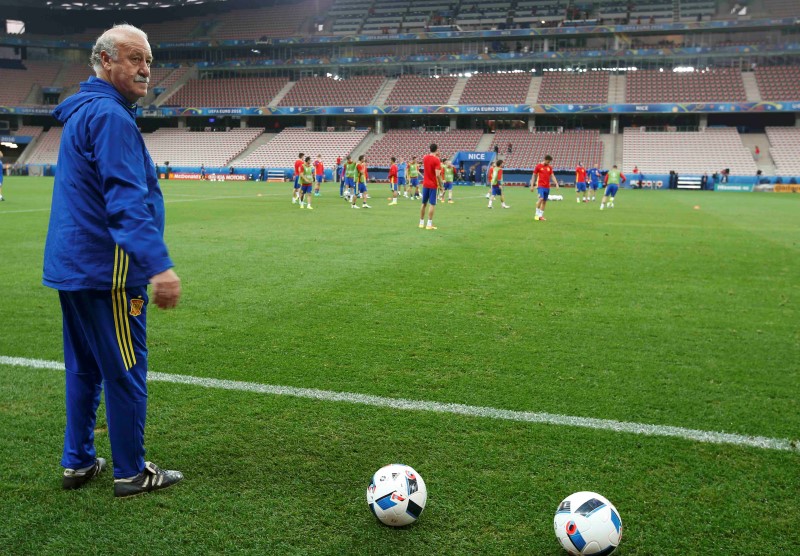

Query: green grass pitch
[{"left": 1, "top": 177, "right": 798, "bottom": 554}]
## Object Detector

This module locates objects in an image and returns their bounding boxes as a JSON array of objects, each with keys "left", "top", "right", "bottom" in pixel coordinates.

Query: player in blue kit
[
  {"left": 43, "top": 24, "right": 183, "bottom": 498},
  {"left": 397, "top": 158, "right": 407, "bottom": 197},
  {"left": 587, "top": 164, "right": 602, "bottom": 202}
]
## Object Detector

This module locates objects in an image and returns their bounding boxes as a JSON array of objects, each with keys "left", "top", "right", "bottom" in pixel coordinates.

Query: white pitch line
[
  {"left": 2, "top": 355, "right": 797, "bottom": 454},
  {"left": 0, "top": 207, "right": 51, "bottom": 214}
]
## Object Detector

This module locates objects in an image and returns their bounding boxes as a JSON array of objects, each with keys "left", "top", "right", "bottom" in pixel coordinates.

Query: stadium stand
[
  {"left": 514, "top": 0, "right": 568, "bottom": 24},
  {"left": 385, "top": 75, "right": 458, "bottom": 105},
  {"left": 678, "top": 0, "right": 716, "bottom": 22},
  {"left": 233, "top": 128, "right": 369, "bottom": 169},
  {"left": 537, "top": 71, "right": 609, "bottom": 104},
  {"left": 754, "top": 66, "right": 800, "bottom": 101},
  {"left": 59, "top": 64, "right": 94, "bottom": 89},
  {"left": 329, "top": 0, "right": 372, "bottom": 34},
  {"left": 459, "top": 73, "right": 533, "bottom": 105},
  {"left": 488, "top": 129, "right": 603, "bottom": 170},
  {"left": 210, "top": 2, "right": 315, "bottom": 40},
  {"left": 765, "top": 127, "right": 800, "bottom": 176},
  {"left": 625, "top": 69, "right": 746, "bottom": 103},
  {"left": 456, "top": 1, "right": 513, "bottom": 29},
  {"left": 163, "top": 77, "right": 289, "bottom": 107},
  {"left": 24, "top": 127, "right": 64, "bottom": 165},
  {"left": 760, "top": 0, "right": 796, "bottom": 18},
  {"left": 141, "top": 15, "right": 215, "bottom": 43},
  {"left": 143, "top": 128, "right": 264, "bottom": 167},
  {"left": 12, "top": 126, "right": 44, "bottom": 140},
  {"left": 622, "top": 128, "right": 757, "bottom": 175},
  {"left": 0, "top": 61, "right": 62, "bottom": 105},
  {"left": 277, "top": 76, "right": 386, "bottom": 107},
  {"left": 365, "top": 129, "right": 484, "bottom": 165}
]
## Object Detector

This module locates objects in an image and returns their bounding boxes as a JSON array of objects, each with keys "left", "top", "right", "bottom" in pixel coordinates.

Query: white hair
[{"left": 90, "top": 24, "right": 149, "bottom": 75}]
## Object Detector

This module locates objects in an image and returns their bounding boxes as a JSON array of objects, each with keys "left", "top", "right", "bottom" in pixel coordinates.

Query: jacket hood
[{"left": 53, "top": 76, "right": 138, "bottom": 123}]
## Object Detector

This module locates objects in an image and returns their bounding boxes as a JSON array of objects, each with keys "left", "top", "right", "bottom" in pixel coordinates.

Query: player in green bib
[
  {"left": 344, "top": 157, "right": 358, "bottom": 201},
  {"left": 299, "top": 156, "right": 315, "bottom": 209},
  {"left": 441, "top": 160, "right": 455, "bottom": 204},
  {"left": 407, "top": 157, "right": 421, "bottom": 199},
  {"left": 601, "top": 165, "right": 626, "bottom": 210}
]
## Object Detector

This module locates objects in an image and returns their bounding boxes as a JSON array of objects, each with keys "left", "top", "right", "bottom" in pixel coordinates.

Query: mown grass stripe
[{"left": 2, "top": 355, "right": 797, "bottom": 454}]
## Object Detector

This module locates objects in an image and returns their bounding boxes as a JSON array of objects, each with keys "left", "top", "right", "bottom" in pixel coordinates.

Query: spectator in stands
[
  {"left": 44, "top": 23, "right": 182, "bottom": 499},
  {"left": 507, "top": 143, "right": 513, "bottom": 154},
  {"left": 754, "top": 146, "right": 760, "bottom": 160}
]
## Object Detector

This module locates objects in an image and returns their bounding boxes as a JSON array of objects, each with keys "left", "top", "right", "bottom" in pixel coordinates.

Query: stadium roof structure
[{"left": 0, "top": 0, "right": 226, "bottom": 9}]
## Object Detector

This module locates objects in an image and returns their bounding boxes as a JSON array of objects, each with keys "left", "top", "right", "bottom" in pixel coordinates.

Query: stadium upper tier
[
  {"left": 489, "top": 130, "right": 603, "bottom": 171},
  {"left": 754, "top": 66, "right": 800, "bottom": 101},
  {"left": 0, "top": 61, "right": 61, "bottom": 105},
  {"left": 625, "top": 69, "right": 747, "bottom": 103},
  {"left": 163, "top": 77, "right": 290, "bottom": 107},
  {"left": 458, "top": 73, "right": 533, "bottom": 105},
  {"left": 385, "top": 76, "right": 459, "bottom": 105},
  {"left": 232, "top": 128, "right": 370, "bottom": 169},
  {"left": 142, "top": 128, "right": 264, "bottom": 167},
  {"left": 277, "top": 76, "right": 386, "bottom": 107},
  {"left": 537, "top": 71, "right": 610, "bottom": 105},
  {"left": 622, "top": 128, "right": 757, "bottom": 176},
  {"left": 365, "top": 129, "right": 484, "bottom": 165}
]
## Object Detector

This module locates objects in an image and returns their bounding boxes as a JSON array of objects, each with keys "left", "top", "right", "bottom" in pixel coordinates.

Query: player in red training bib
[
  {"left": 575, "top": 163, "right": 588, "bottom": 203},
  {"left": 419, "top": 143, "right": 442, "bottom": 230},
  {"left": 292, "top": 152, "right": 304, "bottom": 204},
  {"left": 313, "top": 154, "right": 324, "bottom": 196},
  {"left": 530, "top": 154, "right": 560, "bottom": 221},
  {"left": 388, "top": 156, "right": 399, "bottom": 205}
]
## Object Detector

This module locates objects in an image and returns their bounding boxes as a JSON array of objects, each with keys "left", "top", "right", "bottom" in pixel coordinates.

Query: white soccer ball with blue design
[
  {"left": 554, "top": 491, "right": 623, "bottom": 555},
  {"left": 366, "top": 464, "right": 427, "bottom": 527}
]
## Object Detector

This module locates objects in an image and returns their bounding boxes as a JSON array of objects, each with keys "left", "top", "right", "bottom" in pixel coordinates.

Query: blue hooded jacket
[{"left": 43, "top": 77, "right": 173, "bottom": 291}]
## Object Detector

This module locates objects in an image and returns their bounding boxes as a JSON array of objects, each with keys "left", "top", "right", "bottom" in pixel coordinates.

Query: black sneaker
[
  {"left": 114, "top": 461, "right": 183, "bottom": 498},
  {"left": 62, "top": 457, "right": 106, "bottom": 490}
]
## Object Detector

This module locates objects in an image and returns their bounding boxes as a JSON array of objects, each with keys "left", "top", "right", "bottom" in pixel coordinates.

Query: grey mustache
[{"left": 134, "top": 77, "right": 149, "bottom": 83}]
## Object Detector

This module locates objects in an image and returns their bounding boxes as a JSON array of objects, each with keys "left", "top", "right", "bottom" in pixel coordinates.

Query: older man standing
[{"left": 43, "top": 24, "right": 183, "bottom": 498}]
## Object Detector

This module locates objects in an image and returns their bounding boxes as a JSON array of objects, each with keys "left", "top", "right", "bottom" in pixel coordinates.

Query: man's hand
[{"left": 150, "top": 269, "right": 181, "bottom": 309}]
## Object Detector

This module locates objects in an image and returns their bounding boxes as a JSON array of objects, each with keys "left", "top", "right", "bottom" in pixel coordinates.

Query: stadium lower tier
[{"left": 10, "top": 126, "right": 792, "bottom": 184}]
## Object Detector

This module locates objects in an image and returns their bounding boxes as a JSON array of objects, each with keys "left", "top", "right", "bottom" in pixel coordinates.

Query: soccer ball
[
  {"left": 366, "top": 464, "right": 427, "bottom": 527},
  {"left": 554, "top": 491, "right": 623, "bottom": 555}
]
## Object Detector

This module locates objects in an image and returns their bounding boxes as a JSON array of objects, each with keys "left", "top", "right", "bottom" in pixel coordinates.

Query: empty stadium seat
[
  {"left": 537, "top": 71, "right": 609, "bottom": 104},
  {"left": 164, "top": 77, "right": 289, "bottom": 107},
  {"left": 754, "top": 66, "right": 800, "bottom": 101},
  {"left": 365, "top": 129, "right": 484, "bottom": 165},
  {"left": 489, "top": 129, "right": 603, "bottom": 170},
  {"left": 233, "top": 128, "right": 369, "bottom": 169},
  {"left": 386, "top": 75, "right": 458, "bottom": 105},
  {"left": 622, "top": 128, "right": 757, "bottom": 175},
  {"left": 143, "top": 128, "right": 264, "bottom": 167},
  {"left": 765, "top": 127, "right": 800, "bottom": 176},
  {"left": 278, "top": 76, "right": 386, "bottom": 107},
  {"left": 459, "top": 73, "right": 533, "bottom": 105},
  {"left": 625, "top": 69, "right": 746, "bottom": 103}
]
